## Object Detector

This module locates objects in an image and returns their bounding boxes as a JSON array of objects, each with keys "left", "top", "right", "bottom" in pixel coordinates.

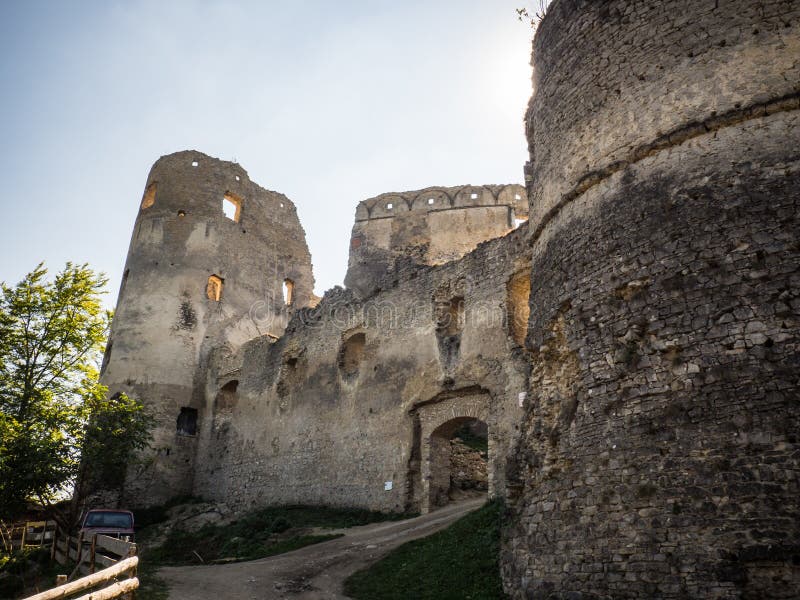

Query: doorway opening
[{"left": 428, "top": 417, "right": 488, "bottom": 509}]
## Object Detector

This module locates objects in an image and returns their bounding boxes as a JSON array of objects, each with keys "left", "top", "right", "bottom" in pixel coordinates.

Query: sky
[{"left": 0, "top": 0, "right": 534, "bottom": 302}]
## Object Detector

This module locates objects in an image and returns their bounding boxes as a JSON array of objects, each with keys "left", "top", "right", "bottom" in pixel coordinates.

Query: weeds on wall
[{"left": 516, "top": 1, "right": 551, "bottom": 31}]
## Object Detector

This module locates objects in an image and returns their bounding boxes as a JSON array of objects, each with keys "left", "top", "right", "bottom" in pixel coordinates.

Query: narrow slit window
[
  {"left": 207, "top": 275, "right": 224, "bottom": 301},
  {"left": 223, "top": 193, "right": 242, "bottom": 222},
  {"left": 141, "top": 183, "right": 157, "bottom": 209},
  {"left": 283, "top": 279, "right": 294, "bottom": 306}
]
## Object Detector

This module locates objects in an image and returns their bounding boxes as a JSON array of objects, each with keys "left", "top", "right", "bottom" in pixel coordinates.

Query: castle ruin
[{"left": 100, "top": 0, "right": 800, "bottom": 597}]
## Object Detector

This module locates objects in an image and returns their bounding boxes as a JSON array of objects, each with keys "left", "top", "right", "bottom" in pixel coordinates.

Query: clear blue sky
[{"left": 0, "top": 0, "right": 534, "bottom": 301}]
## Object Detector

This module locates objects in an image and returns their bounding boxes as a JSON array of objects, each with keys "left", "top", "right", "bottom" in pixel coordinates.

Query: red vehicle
[{"left": 79, "top": 509, "right": 135, "bottom": 542}]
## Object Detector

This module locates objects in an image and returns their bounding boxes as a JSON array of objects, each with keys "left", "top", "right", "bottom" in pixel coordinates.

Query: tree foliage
[{"left": 0, "top": 263, "right": 152, "bottom": 519}]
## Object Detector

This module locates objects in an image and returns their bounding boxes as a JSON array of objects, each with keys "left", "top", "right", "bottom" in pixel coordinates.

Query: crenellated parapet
[
  {"left": 346, "top": 184, "right": 527, "bottom": 296},
  {"left": 355, "top": 184, "right": 527, "bottom": 221}
]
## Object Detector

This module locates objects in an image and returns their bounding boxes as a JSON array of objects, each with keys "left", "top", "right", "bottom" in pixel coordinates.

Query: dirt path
[{"left": 159, "top": 497, "right": 484, "bottom": 600}]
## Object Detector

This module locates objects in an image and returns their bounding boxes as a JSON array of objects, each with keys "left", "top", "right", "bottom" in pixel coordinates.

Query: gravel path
[{"left": 159, "top": 497, "right": 484, "bottom": 600}]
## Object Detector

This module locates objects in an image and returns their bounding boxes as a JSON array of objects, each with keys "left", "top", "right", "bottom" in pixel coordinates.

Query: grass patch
[
  {"left": 145, "top": 505, "right": 413, "bottom": 566},
  {"left": 133, "top": 495, "right": 205, "bottom": 529},
  {"left": 137, "top": 559, "right": 170, "bottom": 600},
  {"left": 344, "top": 500, "right": 507, "bottom": 600}
]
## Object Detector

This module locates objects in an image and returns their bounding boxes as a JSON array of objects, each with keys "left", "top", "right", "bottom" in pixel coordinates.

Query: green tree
[{"left": 0, "top": 263, "right": 152, "bottom": 520}]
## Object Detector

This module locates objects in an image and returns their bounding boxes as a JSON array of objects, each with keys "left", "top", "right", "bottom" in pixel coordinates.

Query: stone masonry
[
  {"left": 98, "top": 0, "right": 799, "bottom": 597},
  {"left": 503, "top": 0, "right": 800, "bottom": 598}
]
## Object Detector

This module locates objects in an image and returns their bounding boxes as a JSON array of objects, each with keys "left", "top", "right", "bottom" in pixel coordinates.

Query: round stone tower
[
  {"left": 504, "top": 0, "right": 799, "bottom": 597},
  {"left": 100, "top": 150, "right": 315, "bottom": 506}
]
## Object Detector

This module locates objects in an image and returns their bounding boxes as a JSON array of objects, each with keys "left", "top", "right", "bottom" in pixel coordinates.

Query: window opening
[
  {"left": 223, "top": 193, "right": 242, "bottom": 222},
  {"left": 283, "top": 279, "right": 294, "bottom": 305},
  {"left": 507, "top": 270, "right": 531, "bottom": 347},
  {"left": 207, "top": 275, "right": 224, "bottom": 301},
  {"left": 176, "top": 407, "right": 198, "bottom": 436},
  {"left": 141, "top": 183, "right": 157, "bottom": 209}
]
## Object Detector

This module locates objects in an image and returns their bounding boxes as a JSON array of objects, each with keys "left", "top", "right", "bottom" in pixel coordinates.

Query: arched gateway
[{"left": 409, "top": 391, "right": 491, "bottom": 514}]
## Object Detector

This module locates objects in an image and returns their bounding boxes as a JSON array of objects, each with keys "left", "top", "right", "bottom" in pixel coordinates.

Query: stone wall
[
  {"left": 345, "top": 184, "right": 527, "bottom": 296},
  {"left": 101, "top": 150, "right": 315, "bottom": 506},
  {"left": 504, "top": 1, "right": 800, "bottom": 597},
  {"left": 192, "top": 226, "right": 531, "bottom": 514}
]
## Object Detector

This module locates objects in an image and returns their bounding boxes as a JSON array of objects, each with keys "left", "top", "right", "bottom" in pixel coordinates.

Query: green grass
[
  {"left": 344, "top": 500, "right": 508, "bottom": 600},
  {"left": 143, "top": 504, "right": 414, "bottom": 566},
  {"left": 133, "top": 494, "right": 205, "bottom": 529},
  {"left": 136, "top": 559, "right": 170, "bottom": 600}
]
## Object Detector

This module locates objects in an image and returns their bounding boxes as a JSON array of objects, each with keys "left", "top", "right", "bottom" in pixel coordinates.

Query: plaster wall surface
[{"left": 504, "top": 1, "right": 800, "bottom": 597}]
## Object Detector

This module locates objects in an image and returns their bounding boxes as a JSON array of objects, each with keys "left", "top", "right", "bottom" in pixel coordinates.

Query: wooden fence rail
[
  {"left": 1, "top": 520, "right": 58, "bottom": 553},
  {"left": 24, "top": 530, "right": 138, "bottom": 600}
]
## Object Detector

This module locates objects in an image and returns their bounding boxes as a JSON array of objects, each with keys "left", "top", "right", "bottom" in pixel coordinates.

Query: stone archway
[{"left": 411, "top": 392, "right": 490, "bottom": 514}]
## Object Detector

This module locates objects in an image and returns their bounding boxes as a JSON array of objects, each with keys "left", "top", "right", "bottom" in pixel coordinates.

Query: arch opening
[
  {"left": 428, "top": 417, "right": 488, "bottom": 510},
  {"left": 338, "top": 332, "right": 366, "bottom": 378}
]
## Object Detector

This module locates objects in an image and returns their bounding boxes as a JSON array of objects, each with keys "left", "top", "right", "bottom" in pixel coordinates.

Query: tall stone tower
[
  {"left": 504, "top": 0, "right": 800, "bottom": 597},
  {"left": 100, "top": 150, "right": 315, "bottom": 506}
]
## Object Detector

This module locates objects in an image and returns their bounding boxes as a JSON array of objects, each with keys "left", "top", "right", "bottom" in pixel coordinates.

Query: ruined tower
[
  {"left": 504, "top": 0, "right": 800, "bottom": 597},
  {"left": 100, "top": 150, "right": 315, "bottom": 506}
]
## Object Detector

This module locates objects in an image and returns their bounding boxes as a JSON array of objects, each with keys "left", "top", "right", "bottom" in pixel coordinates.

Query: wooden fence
[
  {"left": 25, "top": 531, "right": 138, "bottom": 600},
  {"left": 1, "top": 520, "right": 58, "bottom": 552}
]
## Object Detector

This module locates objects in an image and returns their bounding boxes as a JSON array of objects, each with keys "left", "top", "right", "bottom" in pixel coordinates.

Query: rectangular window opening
[
  {"left": 177, "top": 407, "right": 198, "bottom": 436},
  {"left": 283, "top": 279, "right": 295, "bottom": 306},
  {"left": 223, "top": 193, "right": 242, "bottom": 222}
]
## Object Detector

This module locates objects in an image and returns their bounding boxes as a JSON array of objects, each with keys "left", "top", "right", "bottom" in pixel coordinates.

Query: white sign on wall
[
  {"left": 518, "top": 392, "right": 527, "bottom": 407},
  {"left": 384, "top": 481, "right": 393, "bottom": 491}
]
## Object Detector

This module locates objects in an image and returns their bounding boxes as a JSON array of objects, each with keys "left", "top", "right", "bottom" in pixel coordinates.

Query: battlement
[
  {"left": 346, "top": 183, "right": 527, "bottom": 296},
  {"left": 355, "top": 184, "right": 527, "bottom": 221}
]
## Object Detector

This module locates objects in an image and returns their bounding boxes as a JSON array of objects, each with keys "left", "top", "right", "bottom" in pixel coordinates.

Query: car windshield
[{"left": 84, "top": 511, "right": 132, "bottom": 528}]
